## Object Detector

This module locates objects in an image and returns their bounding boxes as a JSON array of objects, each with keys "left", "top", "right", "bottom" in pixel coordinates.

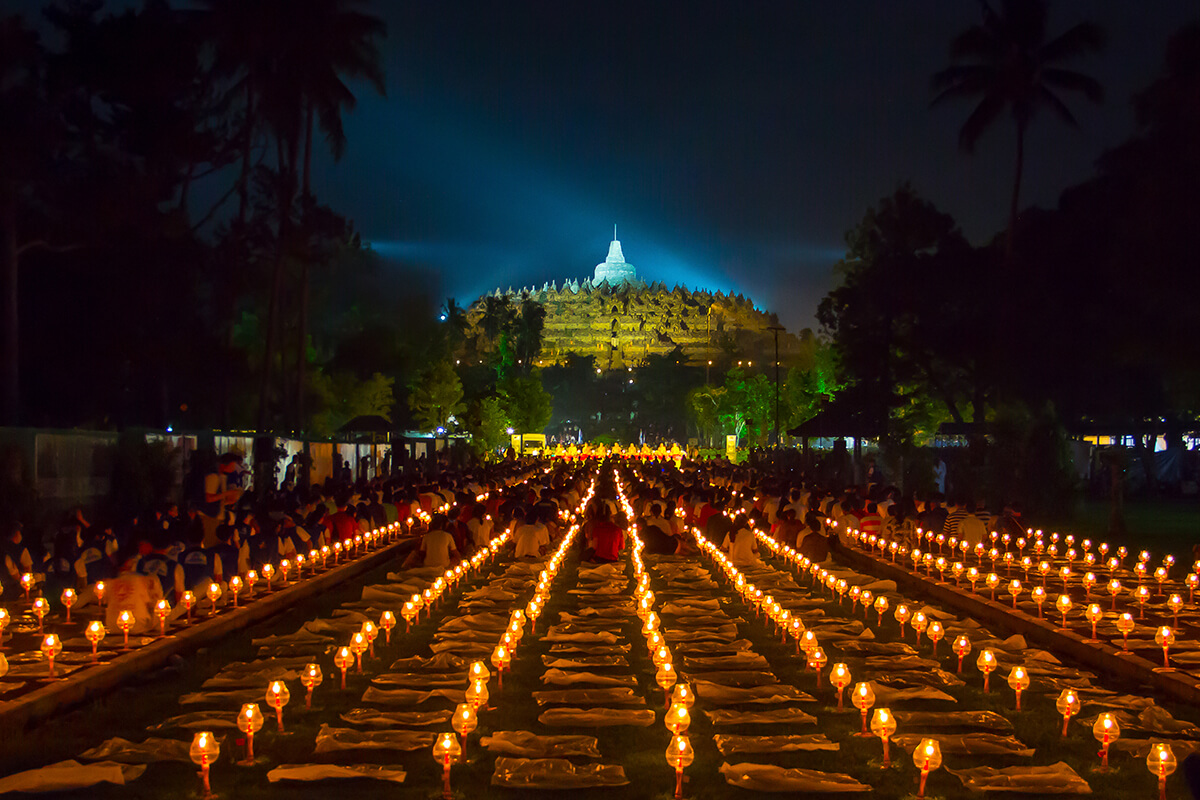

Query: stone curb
[
  {"left": 1, "top": 539, "right": 414, "bottom": 732},
  {"left": 832, "top": 541, "right": 1200, "bottom": 706}
]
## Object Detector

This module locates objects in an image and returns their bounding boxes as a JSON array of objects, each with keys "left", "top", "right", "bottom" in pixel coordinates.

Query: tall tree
[
  {"left": 408, "top": 361, "right": 465, "bottom": 432},
  {"left": 0, "top": 15, "right": 49, "bottom": 425},
  {"left": 931, "top": 0, "right": 1104, "bottom": 254}
]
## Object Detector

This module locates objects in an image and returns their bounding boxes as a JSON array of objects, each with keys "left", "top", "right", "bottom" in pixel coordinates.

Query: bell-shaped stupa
[{"left": 593, "top": 226, "right": 637, "bottom": 285}]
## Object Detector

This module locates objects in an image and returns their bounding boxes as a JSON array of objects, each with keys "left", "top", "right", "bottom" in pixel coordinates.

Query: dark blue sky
[{"left": 19, "top": 1, "right": 1200, "bottom": 330}]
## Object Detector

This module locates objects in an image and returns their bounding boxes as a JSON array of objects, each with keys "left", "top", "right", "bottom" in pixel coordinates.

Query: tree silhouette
[
  {"left": 198, "top": 0, "right": 385, "bottom": 431},
  {"left": 0, "top": 15, "right": 48, "bottom": 425},
  {"left": 932, "top": 0, "right": 1104, "bottom": 254}
]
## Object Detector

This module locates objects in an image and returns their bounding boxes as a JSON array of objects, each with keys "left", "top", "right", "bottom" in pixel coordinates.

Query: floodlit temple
[{"left": 465, "top": 232, "right": 799, "bottom": 371}]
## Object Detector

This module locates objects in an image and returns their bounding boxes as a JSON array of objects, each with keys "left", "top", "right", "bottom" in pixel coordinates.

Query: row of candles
[
  {"left": 742, "top": 521, "right": 1180, "bottom": 797},
  {"left": 183, "top": 504, "right": 525, "bottom": 800},
  {"left": 431, "top": 477, "right": 595, "bottom": 799},
  {"left": 835, "top": 528, "right": 1190, "bottom": 667},
  {"left": 0, "top": 526, "right": 411, "bottom": 687},
  {"left": 614, "top": 471, "right": 699, "bottom": 800},
  {"left": 848, "top": 526, "right": 1200, "bottom": 609}
]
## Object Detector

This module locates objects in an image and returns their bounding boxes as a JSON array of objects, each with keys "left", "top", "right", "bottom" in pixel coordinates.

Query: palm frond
[
  {"left": 1040, "top": 22, "right": 1105, "bottom": 63},
  {"left": 958, "top": 92, "right": 1006, "bottom": 152},
  {"left": 1037, "top": 85, "right": 1080, "bottom": 127},
  {"left": 1041, "top": 68, "right": 1104, "bottom": 104}
]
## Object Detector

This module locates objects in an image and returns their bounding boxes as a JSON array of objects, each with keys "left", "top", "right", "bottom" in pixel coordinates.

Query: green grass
[{"left": 1062, "top": 499, "right": 1200, "bottom": 558}]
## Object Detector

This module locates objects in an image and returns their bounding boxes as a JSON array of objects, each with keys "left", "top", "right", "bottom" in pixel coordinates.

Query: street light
[{"left": 767, "top": 325, "right": 785, "bottom": 446}]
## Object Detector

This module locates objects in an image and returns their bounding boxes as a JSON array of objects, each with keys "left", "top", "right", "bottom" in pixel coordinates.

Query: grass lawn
[{"left": 1054, "top": 498, "right": 1200, "bottom": 557}]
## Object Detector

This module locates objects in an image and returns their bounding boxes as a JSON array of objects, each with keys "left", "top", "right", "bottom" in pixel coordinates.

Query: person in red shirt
[
  {"left": 584, "top": 504, "right": 624, "bottom": 563},
  {"left": 695, "top": 491, "right": 721, "bottom": 531},
  {"left": 327, "top": 497, "right": 358, "bottom": 544}
]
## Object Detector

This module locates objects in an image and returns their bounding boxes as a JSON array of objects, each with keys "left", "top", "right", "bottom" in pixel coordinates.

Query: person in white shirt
[
  {"left": 513, "top": 510, "right": 549, "bottom": 558},
  {"left": 720, "top": 514, "right": 761, "bottom": 567},
  {"left": 418, "top": 514, "right": 458, "bottom": 568},
  {"left": 466, "top": 504, "right": 493, "bottom": 549}
]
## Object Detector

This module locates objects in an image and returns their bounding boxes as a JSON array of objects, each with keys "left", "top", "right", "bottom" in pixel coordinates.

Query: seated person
[
  {"left": 413, "top": 513, "right": 458, "bottom": 568},
  {"left": 639, "top": 503, "right": 677, "bottom": 555},
  {"left": 720, "top": 514, "right": 761, "bottom": 567},
  {"left": 584, "top": 505, "right": 625, "bottom": 563},
  {"left": 513, "top": 509, "right": 550, "bottom": 559}
]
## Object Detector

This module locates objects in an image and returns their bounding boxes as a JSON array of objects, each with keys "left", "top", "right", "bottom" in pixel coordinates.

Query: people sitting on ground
[
  {"left": 410, "top": 513, "right": 458, "bottom": 569},
  {"left": 583, "top": 502, "right": 625, "bottom": 563},
  {"left": 513, "top": 508, "right": 550, "bottom": 559},
  {"left": 639, "top": 502, "right": 676, "bottom": 555},
  {"left": 721, "top": 513, "right": 761, "bottom": 567}
]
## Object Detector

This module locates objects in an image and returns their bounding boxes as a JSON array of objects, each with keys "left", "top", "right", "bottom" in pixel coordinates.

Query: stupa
[{"left": 593, "top": 227, "right": 638, "bottom": 285}]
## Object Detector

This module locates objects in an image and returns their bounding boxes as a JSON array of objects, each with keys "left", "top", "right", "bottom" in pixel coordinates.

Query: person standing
[
  {"left": 198, "top": 454, "right": 242, "bottom": 548},
  {"left": 933, "top": 457, "right": 947, "bottom": 495}
]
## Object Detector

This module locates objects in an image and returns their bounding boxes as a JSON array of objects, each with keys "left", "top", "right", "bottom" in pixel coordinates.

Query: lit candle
[
  {"left": 236, "top": 703, "right": 263, "bottom": 764},
  {"left": 301, "top": 663, "right": 323, "bottom": 708},
  {"left": 189, "top": 731, "right": 220, "bottom": 799}
]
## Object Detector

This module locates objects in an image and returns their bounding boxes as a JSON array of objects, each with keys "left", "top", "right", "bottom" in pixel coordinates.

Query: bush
[{"left": 107, "top": 432, "right": 179, "bottom": 520}]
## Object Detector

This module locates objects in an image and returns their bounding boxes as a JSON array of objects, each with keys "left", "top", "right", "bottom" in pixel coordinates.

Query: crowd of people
[{"left": 3, "top": 449, "right": 1037, "bottom": 634}]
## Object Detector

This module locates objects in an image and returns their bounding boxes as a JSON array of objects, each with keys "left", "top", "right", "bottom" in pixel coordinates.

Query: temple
[
  {"left": 466, "top": 232, "right": 799, "bottom": 370},
  {"left": 593, "top": 228, "right": 638, "bottom": 285}
]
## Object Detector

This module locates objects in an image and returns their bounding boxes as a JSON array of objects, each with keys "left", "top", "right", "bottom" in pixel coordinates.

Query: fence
[{"left": 0, "top": 427, "right": 444, "bottom": 519}]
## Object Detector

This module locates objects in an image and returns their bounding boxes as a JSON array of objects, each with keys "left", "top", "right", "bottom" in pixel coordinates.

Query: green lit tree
[
  {"left": 466, "top": 396, "right": 510, "bottom": 457},
  {"left": 408, "top": 360, "right": 464, "bottom": 432},
  {"left": 499, "top": 373, "right": 552, "bottom": 434}
]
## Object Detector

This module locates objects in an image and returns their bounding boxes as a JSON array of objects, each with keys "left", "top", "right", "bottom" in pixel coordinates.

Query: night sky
[{"left": 23, "top": 1, "right": 1200, "bottom": 330}]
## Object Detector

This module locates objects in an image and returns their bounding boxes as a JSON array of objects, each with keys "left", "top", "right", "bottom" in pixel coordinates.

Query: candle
[
  {"left": 665, "top": 735, "right": 694, "bottom": 800},
  {"left": 236, "top": 703, "right": 263, "bottom": 764},
  {"left": 301, "top": 663, "right": 323, "bottom": 708},
  {"left": 266, "top": 680, "right": 290, "bottom": 733},
  {"left": 977, "top": 649, "right": 996, "bottom": 692},
  {"left": 334, "top": 646, "right": 352, "bottom": 689},
  {"left": 871, "top": 708, "right": 896, "bottom": 767},
  {"left": 451, "top": 703, "right": 478, "bottom": 758},
  {"left": 1147, "top": 743, "right": 1176, "bottom": 800},
  {"left": 189, "top": 731, "right": 220, "bottom": 799},
  {"left": 40, "top": 633, "right": 62, "bottom": 679},
  {"left": 914, "top": 738, "right": 942, "bottom": 798},
  {"left": 1056, "top": 688, "right": 1080, "bottom": 736},
  {"left": 851, "top": 681, "right": 875, "bottom": 734},
  {"left": 85, "top": 620, "right": 106, "bottom": 660},
  {"left": 1007, "top": 666, "right": 1029, "bottom": 710},
  {"left": 1093, "top": 712, "right": 1120, "bottom": 769}
]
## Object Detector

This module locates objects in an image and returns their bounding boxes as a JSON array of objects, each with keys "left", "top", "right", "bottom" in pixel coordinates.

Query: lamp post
[{"left": 767, "top": 324, "right": 784, "bottom": 446}]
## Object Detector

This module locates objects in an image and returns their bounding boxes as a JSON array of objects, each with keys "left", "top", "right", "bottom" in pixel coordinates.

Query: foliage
[
  {"left": 307, "top": 370, "right": 394, "bottom": 437},
  {"left": 633, "top": 347, "right": 704, "bottom": 441},
  {"left": 687, "top": 385, "right": 723, "bottom": 445},
  {"left": 407, "top": 361, "right": 464, "bottom": 433},
  {"left": 465, "top": 396, "right": 510, "bottom": 456},
  {"left": 498, "top": 373, "right": 553, "bottom": 434},
  {"left": 780, "top": 335, "right": 843, "bottom": 430},
  {"left": 542, "top": 354, "right": 599, "bottom": 433},
  {"left": 818, "top": 184, "right": 986, "bottom": 445},
  {"left": 107, "top": 432, "right": 179, "bottom": 520},
  {"left": 932, "top": 0, "right": 1105, "bottom": 248}
]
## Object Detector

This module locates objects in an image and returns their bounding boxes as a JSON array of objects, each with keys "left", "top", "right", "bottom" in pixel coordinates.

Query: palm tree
[
  {"left": 286, "top": 0, "right": 386, "bottom": 429},
  {"left": 288, "top": 0, "right": 386, "bottom": 199},
  {"left": 932, "top": 0, "right": 1104, "bottom": 254},
  {"left": 0, "top": 15, "right": 54, "bottom": 425},
  {"left": 198, "top": 0, "right": 385, "bottom": 431},
  {"left": 481, "top": 295, "right": 515, "bottom": 350}
]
